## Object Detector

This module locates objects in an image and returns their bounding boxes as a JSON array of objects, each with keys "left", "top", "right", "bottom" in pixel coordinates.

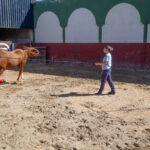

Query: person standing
[{"left": 95, "top": 45, "right": 115, "bottom": 95}]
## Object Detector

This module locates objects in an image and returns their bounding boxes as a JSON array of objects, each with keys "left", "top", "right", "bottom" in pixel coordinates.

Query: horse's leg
[
  {"left": 21, "top": 73, "right": 24, "bottom": 80},
  {"left": 3, "top": 70, "right": 7, "bottom": 81},
  {"left": 0, "top": 67, "right": 6, "bottom": 82},
  {"left": 0, "top": 67, "right": 5, "bottom": 76},
  {"left": 17, "top": 64, "right": 24, "bottom": 81}
]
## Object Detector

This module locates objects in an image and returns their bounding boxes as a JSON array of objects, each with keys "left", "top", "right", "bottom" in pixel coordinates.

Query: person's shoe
[
  {"left": 108, "top": 91, "right": 115, "bottom": 95},
  {"left": 95, "top": 92, "right": 102, "bottom": 95}
]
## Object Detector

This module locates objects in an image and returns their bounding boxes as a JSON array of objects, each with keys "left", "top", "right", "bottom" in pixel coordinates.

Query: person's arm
[{"left": 95, "top": 61, "right": 108, "bottom": 66}]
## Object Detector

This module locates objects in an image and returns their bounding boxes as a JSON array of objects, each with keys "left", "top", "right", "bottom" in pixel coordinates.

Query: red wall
[{"left": 15, "top": 43, "right": 150, "bottom": 70}]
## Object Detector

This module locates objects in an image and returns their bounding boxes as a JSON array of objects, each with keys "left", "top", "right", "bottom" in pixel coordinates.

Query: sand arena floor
[{"left": 0, "top": 64, "right": 150, "bottom": 150}]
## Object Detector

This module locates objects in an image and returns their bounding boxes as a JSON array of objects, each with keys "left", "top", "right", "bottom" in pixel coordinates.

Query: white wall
[
  {"left": 66, "top": 8, "right": 99, "bottom": 43},
  {"left": 102, "top": 3, "right": 144, "bottom": 43},
  {"left": 35, "top": 11, "right": 63, "bottom": 43}
]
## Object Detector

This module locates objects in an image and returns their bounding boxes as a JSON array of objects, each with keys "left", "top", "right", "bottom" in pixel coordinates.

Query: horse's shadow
[
  {"left": 0, "top": 81, "right": 22, "bottom": 85},
  {"left": 0, "top": 81, "right": 9, "bottom": 85},
  {"left": 50, "top": 92, "right": 108, "bottom": 97}
]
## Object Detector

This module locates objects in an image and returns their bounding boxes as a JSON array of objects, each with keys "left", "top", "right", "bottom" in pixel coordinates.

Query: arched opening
[
  {"left": 102, "top": 3, "right": 144, "bottom": 43},
  {"left": 66, "top": 8, "right": 99, "bottom": 43},
  {"left": 35, "top": 11, "right": 63, "bottom": 43}
]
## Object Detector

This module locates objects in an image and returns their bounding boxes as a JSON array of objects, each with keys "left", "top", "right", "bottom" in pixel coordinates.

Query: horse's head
[{"left": 23, "top": 46, "right": 40, "bottom": 57}]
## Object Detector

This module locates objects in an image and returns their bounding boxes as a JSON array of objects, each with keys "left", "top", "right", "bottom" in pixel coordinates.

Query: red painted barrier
[{"left": 15, "top": 43, "right": 150, "bottom": 70}]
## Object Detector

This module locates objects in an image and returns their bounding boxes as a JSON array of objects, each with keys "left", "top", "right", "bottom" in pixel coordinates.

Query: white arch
[
  {"left": 35, "top": 11, "right": 63, "bottom": 43},
  {"left": 66, "top": 8, "right": 99, "bottom": 43},
  {"left": 102, "top": 3, "right": 144, "bottom": 43}
]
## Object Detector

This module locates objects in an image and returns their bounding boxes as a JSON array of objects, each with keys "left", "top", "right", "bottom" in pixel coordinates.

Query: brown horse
[{"left": 0, "top": 46, "right": 40, "bottom": 81}]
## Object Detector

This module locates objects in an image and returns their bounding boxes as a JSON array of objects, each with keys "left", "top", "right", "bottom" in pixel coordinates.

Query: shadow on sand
[
  {"left": 11, "top": 63, "right": 150, "bottom": 85},
  {"left": 50, "top": 92, "right": 108, "bottom": 97}
]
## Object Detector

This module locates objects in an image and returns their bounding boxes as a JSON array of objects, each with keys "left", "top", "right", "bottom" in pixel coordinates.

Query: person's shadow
[{"left": 50, "top": 92, "right": 108, "bottom": 97}]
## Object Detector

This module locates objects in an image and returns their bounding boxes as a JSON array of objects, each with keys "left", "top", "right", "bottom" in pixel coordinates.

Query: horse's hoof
[
  {"left": 3, "top": 80, "right": 7, "bottom": 83},
  {"left": 21, "top": 74, "right": 25, "bottom": 80}
]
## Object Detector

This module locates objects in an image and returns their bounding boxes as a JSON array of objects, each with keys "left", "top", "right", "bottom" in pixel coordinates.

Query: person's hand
[{"left": 95, "top": 63, "right": 101, "bottom": 66}]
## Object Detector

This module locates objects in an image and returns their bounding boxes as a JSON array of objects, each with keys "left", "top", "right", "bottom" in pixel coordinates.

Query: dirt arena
[{"left": 0, "top": 64, "right": 150, "bottom": 150}]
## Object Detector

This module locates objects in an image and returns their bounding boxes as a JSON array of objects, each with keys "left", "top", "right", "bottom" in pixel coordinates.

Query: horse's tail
[{"left": 27, "top": 49, "right": 40, "bottom": 57}]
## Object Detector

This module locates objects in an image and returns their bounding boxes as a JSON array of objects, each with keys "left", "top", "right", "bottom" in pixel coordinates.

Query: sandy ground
[{"left": 0, "top": 64, "right": 150, "bottom": 150}]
